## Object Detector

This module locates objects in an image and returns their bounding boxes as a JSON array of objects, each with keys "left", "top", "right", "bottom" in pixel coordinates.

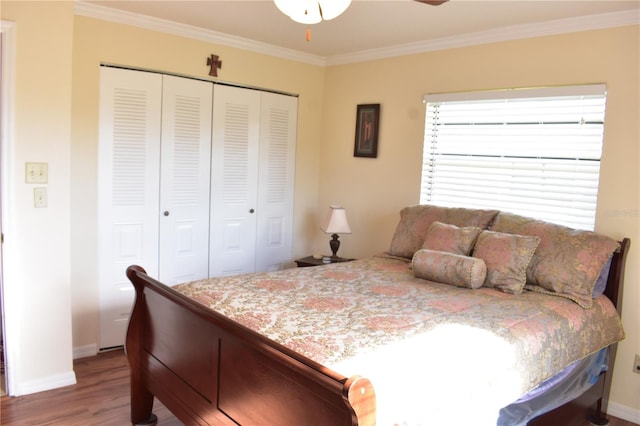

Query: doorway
[
  {"left": 0, "top": 22, "right": 6, "bottom": 398},
  {"left": 0, "top": 19, "right": 16, "bottom": 397}
]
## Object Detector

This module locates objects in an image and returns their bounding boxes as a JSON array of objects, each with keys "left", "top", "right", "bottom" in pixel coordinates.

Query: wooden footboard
[{"left": 125, "top": 265, "right": 376, "bottom": 426}]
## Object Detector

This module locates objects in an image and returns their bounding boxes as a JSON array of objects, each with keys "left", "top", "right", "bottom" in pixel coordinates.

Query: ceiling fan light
[
  {"left": 317, "top": 0, "right": 352, "bottom": 21},
  {"left": 274, "top": 0, "right": 321, "bottom": 24},
  {"left": 274, "top": 0, "right": 351, "bottom": 24}
]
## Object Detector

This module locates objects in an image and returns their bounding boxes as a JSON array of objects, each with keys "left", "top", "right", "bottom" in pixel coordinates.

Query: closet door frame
[{"left": 98, "top": 67, "right": 297, "bottom": 347}]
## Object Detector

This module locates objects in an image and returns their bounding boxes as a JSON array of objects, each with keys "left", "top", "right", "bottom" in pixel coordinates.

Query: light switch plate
[
  {"left": 26, "top": 162, "right": 48, "bottom": 184},
  {"left": 34, "top": 187, "right": 47, "bottom": 208}
]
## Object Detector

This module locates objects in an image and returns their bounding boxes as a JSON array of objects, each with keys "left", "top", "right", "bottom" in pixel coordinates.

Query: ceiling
[{"left": 84, "top": 0, "right": 640, "bottom": 64}]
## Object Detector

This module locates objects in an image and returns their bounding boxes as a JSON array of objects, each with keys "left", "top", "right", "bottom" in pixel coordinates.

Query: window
[{"left": 420, "top": 85, "right": 607, "bottom": 230}]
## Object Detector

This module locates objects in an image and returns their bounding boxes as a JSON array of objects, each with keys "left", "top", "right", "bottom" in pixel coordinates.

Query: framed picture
[{"left": 354, "top": 103, "right": 380, "bottom": 158}]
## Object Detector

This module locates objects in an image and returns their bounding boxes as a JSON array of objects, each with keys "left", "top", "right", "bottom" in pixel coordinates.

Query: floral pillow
[
  {"left": 388, "top": 204, "right": 499, "bottom": 259},
  {"left": 472, "top": 230, "right": 540, "bottom": 294},
  {"left": 412, "top": 249, "right": 487, "bottom": 289},
  {"left": 491, "top": 212, "right": 619, "bottom": 308},
  {"left": 422, "top": 221, "right": 482, "bottom": 256}
]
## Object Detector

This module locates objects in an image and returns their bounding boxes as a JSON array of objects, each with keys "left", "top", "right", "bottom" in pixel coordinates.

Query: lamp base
[{"left": 329, "top": 233, "right": 341, "bottom": 260}]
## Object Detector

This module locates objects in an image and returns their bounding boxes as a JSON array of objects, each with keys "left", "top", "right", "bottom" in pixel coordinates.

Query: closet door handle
[
  {"left": 163, "top": 211, "right": 170, "bottom": 216},
  {"left": 249, "top": 208, "right": 255, "bottom": 214}
]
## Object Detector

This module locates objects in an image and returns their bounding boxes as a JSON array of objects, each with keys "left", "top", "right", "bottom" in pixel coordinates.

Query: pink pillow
[
  {"left": 412, "top": 249, "right": 487, "bottom": 289},
  {"left": 491, "top": 212, "right": 619, "bottom": 308},
  {"left": 472, "top": 231, "right": 540, "bottom": 294},
  {"left": 422, "top": 221, "right": 482, "bottom": 256},
  {"left": 388, "top": 204, "right": 499, "bottom": 259}
]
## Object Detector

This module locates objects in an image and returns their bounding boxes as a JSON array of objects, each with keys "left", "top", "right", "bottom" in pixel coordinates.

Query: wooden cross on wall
[{"left": 207, "top": 54, "right": 223, "bottom": 77}]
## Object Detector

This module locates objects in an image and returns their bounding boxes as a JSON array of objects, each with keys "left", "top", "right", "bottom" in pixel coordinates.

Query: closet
[
  {"left": 209, "top": 85, "right": 297, "bottom": 276},
  {"left": 98, "top": 67, "right": 297, "bottom": 349}
]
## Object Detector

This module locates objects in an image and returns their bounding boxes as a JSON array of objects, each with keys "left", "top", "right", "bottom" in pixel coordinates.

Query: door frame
[{"left": 1, "top": 19, "right": 18, "bottom": 396}]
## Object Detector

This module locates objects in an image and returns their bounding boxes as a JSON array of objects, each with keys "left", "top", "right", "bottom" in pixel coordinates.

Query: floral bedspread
[{"left": 174, "top": 255, "right": 625, "bottom": 425}]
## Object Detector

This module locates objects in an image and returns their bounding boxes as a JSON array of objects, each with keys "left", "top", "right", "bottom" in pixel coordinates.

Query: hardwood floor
[
  {"left": 0, "top": 349, "right": 180, "bottom": 426},
  {"left": 1, "top": 349, "right": 637, "bottom": 425}
]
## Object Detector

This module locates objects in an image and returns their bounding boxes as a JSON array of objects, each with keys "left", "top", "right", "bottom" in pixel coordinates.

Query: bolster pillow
[{"left": 412, "top": 249, "right": 487, "bottom": 289}]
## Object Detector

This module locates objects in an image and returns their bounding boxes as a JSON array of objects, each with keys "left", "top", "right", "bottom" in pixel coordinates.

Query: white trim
[
  {"left": 607, "top": 401, "right": 640, "bottom": 424},
  {"left": 0, "top": 19, "right": 18, "bottom": 398},
  {"left": 73, "top": 1, "right": 326, "bottom": 67},
  {"left": 328, "top": 9, "right": 639, "bottom": 65},
  {"left": 73, "top": 344, "right": 99, "bottom": 360},
  {"left": 12, "top": 371, "right": 77, "bottom": 397},
  {"left": 424, "top": 84, "right": 607, "bottom": 103},
  {"left": 73, "top": 2, "right": 639, "bottom": 67}
]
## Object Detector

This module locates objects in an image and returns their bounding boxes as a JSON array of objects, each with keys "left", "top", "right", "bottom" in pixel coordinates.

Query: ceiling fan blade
[{"left": 414, "top": 0, "right": 449, "bottom": 5}]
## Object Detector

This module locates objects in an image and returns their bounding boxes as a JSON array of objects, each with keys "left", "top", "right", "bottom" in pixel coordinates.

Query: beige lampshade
[{"left": 321, "top": 206, "right": 352, "bottom": 234}]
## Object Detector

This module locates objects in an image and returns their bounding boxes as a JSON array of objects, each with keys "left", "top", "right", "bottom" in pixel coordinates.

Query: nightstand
[{"left": 295, "top": 256, "right": 355, "bottom": 267}]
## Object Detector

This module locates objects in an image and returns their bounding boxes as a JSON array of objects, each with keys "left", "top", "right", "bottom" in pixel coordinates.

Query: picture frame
[{"left": 353, "top": 103, "right": 380, "bottom": 158}]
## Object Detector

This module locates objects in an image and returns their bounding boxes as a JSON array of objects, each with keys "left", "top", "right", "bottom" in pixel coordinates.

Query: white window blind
[{"left": 421, "top": 85, "right": 607, "bottom": 230}]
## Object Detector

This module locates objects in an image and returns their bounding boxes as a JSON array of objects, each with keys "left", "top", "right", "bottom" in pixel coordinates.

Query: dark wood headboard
[{"left": 604, "top": 238, "right": 630, "bottom": 315}]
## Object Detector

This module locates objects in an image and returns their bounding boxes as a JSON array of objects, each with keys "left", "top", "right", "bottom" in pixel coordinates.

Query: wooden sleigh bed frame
[{"left": 125, "top": 238, "right": 629, "bottom": 426}]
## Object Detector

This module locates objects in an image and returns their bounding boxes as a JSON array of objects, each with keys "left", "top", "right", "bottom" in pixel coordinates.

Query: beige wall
[
  {"left": 2, "top": 0, "right": 638, "bottom": 418},
  {"left": 1, "top": 1, "right": 75, "bottom": 394},
  {"left": 321, "top": 25, "right": 640, "bottom": 414}
]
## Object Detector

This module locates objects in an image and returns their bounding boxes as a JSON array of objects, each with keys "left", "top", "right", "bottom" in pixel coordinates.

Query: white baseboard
[
  {"left": 609, "top": 401, "right": 640, "bottom": 424},
  {"left": 73, "top": 344, "right": 98, "bottom": 359},
  {"left": 14, "top": 371, "right": 77, "bottom": 396}
]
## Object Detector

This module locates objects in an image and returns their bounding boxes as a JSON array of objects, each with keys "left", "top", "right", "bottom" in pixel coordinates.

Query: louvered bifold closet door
[
  {"left": 159, "top": 75, "right": 213, "bottom": 285},
  {"left": 209, "top": 85, "right": 261, "bottom": 276},
  {"left": 255, "top": 92, "right": 297, "bottom": 272},
  {"left": 98, "top": 67, "right": 162, "bottom": 349}
]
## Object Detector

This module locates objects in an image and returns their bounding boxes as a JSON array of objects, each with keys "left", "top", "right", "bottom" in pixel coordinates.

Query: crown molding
[
  {"left": 74, "top": 2, "right": 638, "bottom": 68},
  {"left": 326, "top": 9, "right": 640, "bottom": 65},
  {"left": 73, "top": 1, "right": 327, "bottom": 66}
]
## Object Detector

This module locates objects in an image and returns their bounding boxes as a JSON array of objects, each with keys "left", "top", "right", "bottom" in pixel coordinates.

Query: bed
[{"left": 124, "top": 207, "right": 630, "bottom": 426}]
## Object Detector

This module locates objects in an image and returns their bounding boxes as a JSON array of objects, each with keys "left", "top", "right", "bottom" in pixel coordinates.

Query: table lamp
[{"left": 320, "top": 205, "right": 352, "bottom": 260}]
